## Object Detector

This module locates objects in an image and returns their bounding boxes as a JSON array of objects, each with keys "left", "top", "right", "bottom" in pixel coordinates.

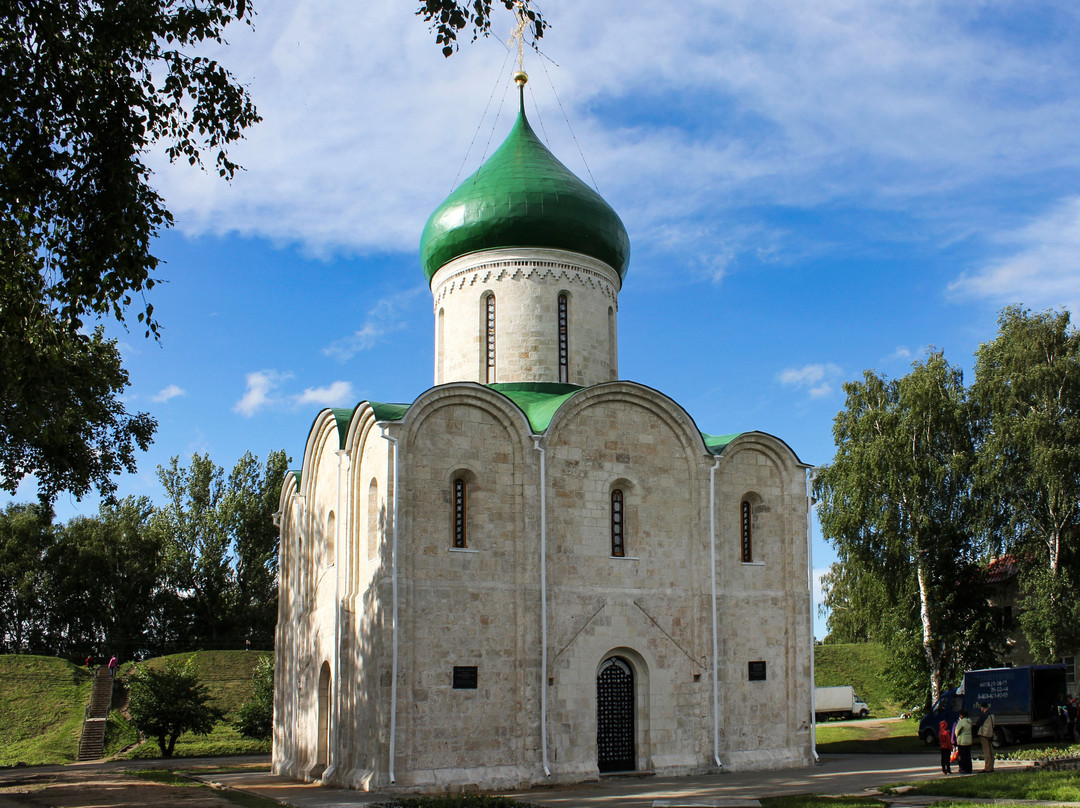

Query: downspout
[
  {"left": 292, "top": 492, "right": 307, "bottom": 772},
  {"left": 379, "top": 425, "right": 400, "bottom": 785},
  {"left": 709, "top": 456, "right": 723, "bottom": 770},
  {"left": 807, "top": 467, "right": 819, "bottom": 762},
  {"left": 532, "top": 437, "right": 552, "bottom": 778},
  {"left": 330, "top": 449, "right": 349, "bottom": 777}
]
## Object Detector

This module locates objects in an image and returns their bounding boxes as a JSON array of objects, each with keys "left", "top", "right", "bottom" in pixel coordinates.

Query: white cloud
[
  {"left": 948, "top": 195, "right": 1080, "bottom": 313},
  {"left": 777, "top": 362, "right": 845, "bottom": 399},
  {"left": 294, "top": 381, "right": 355, "bottom": 408},
  {"left": 152, "top": 384, "right": 186, "bottom": 403},
  {"left": 147, "top": 1, "right": 1080, "bottom": 271},
  {"left": 322, "top": 289, "right": 424, "bottom": 362},
  {"left": 234, "top": 370, "right": 292, "bottom": 417}
]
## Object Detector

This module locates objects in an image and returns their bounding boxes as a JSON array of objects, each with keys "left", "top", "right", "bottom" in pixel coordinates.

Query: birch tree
[
  {"left": 816, "top": 353, "right": 998, "bottom": 706},
  {"left": 972, "top": 306, "right": 1080, "bottom": 661}
]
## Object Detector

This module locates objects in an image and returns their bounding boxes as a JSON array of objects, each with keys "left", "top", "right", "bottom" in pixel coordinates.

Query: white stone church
[{"left": 273, "top": 75, "right": 815, "bottom": 793}]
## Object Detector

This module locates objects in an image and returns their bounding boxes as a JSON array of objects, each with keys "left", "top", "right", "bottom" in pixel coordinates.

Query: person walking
[
  {"left": 1067, "top": 695, "right": 1079, "bottom": 743},
  {"left": 108, "top": 655, "right": 117, "bottom": 678},
  {"left": 938, "top": 719, "right": 954, "bottom": 774},
  {"left": 954, "top": 709, "right": 974, "bottom": 774},
  {"left": 976, "top": 702, "right": 996, "bottom": 772}
]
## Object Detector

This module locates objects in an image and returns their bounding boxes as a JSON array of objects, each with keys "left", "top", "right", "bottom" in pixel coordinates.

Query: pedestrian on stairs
[
  {"left": 85, "top": 654, "right": 94, "bottom": 671},
  {"left": 108, "top": 655, "right": 117, "bottom": 678}
]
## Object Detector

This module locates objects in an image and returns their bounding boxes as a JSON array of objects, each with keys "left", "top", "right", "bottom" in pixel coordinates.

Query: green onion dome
[{"left": 420, "top": 86, "right": 631, "bottom": 284}]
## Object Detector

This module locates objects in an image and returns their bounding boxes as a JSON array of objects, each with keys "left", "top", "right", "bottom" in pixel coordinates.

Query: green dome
[{"left": 420, "top": 90, "right": 630, "bottom": 283}]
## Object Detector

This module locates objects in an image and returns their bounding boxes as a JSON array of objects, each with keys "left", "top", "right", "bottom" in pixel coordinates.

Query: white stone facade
[
  {"left": 273, "top": 243, "right": 815, "bottom": 792},
  {"left": 432, "top": 248, "right": 620, "bottom": 387}
]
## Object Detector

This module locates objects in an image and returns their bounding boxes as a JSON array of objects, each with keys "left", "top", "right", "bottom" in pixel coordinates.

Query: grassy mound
[
  {"left": 0, "top": 655, "right": 91, "bottom": 766},
  {"left": 130, "top": 649, "right": 269, "bottom": 716},
  {"left": 815, "top": 642, "right": 902, "bottom": 717}
]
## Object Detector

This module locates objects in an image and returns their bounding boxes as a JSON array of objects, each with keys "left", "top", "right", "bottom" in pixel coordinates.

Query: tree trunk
[{"left": 918, "top": 562, "right": 942, "bottom": 704}]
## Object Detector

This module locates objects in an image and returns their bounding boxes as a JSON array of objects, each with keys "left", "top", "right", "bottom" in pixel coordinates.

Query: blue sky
[{"left": 10, "top": 1, "right": 1080, "bottom": 639}]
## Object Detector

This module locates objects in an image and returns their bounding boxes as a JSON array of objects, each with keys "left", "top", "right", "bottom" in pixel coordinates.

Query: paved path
[{"left": 198, "top": 753, "right": 1036, "bottom": 808}]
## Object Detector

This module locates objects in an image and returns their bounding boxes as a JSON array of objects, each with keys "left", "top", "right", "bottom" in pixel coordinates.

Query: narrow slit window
[
  {"left": 485, "top": 294, "right": 496, "bottom": 384},
  {"left": 741, "top": 500, "right": 753, "bottom": 562},
  {"left": 453, "top": 477, "right": 467, "bottom": 548},
  {"left": 558, "top": 293, "right": 569, "bottom": 384},
  {"left": 611, "top": 489, "right": 625, "bottom": 557}
]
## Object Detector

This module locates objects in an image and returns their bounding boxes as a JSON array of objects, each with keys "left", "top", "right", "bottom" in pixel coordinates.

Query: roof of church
[
  {"left": 363, "top": 382, "right": 740, "bottom": 454},
  {"left": 287, "top": 384, "right": 759, "bottom": 487},
  {"left": 419, "top": 86, "right": 631, "bottom": 283}
]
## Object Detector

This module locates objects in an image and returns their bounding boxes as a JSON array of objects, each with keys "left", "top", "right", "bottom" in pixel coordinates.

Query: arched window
[
  {"left": 484, "top": 293, "right": 496, "bottom": 383},
  {"left": 325, "top": 511, "right": 335, "bottom": 567},
  {"left": 611, "top": 489, "right": 625, "bottom": 557},
  {"left": 436, "top": 307, "right": 445, "bottom": 382},
  {"left": 453, "top": 476, "right": 468, "bottom": 548},
  {"left": 608, "top": 306, "right": 618, "bottom": 379},
  {"left": 558, "top": 293, "right": 569, "bottom": 383},
  {"left": 740, "top": 499, "right": 753, "bottom": 562},
  {"left": 367, "top": 478, "right": 379, "bottom": 560}
]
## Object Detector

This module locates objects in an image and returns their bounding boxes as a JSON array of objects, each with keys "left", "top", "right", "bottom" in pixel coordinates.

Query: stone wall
[
  {"left": 274, "top": 383, "right": 815, "bottom": 792},
  {"left": 431, "top": 248, "right": 621, "bottom": 387}
]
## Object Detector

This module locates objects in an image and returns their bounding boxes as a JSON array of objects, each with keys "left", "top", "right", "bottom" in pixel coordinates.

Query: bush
[
  {"left": 128, "top": 656, "right": 223, "bottom": 757},
  {"left": 233, "top": 655, "right": 273, "bottom": 740}
]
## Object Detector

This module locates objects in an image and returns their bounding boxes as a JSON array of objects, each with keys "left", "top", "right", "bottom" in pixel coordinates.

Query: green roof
[
  {"left": 306, "top": 387, "right": 741, "bottom": 456},
  {"left": 330, "top": 408, "right": 354, "bottom": 450},
  {"left": 489, "top": 382, "right": 583, "bottom": 433},
  {"left": 419, "top": 87, "right": 631, "bottom": 283},
  {"left": 369, "top": 401, "right": 411, "bottom": 422},
  {"left": 701, "top": 432, "right": 741, "bottom": 455}
]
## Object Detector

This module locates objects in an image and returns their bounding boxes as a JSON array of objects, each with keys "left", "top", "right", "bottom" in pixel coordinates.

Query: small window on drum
[
  {"left": 484, "top": 293, "right": 496, "bottom": 384},
  {"left": 611, "top": 489, "right": 625, "bottom": 558},
  {"left": 558, "top": 293, "right": 569, "bottom": 384},
  {"left": 453, "top": 477, "right": 468, "bottom": 548},
  {"left": 741, "top": 500, "right": 753, "bottom": 562}
]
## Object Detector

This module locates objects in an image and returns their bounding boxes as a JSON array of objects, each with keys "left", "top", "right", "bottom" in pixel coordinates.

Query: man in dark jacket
[{"left": 975, "top": 703, "right": 996, "bottom": 772}]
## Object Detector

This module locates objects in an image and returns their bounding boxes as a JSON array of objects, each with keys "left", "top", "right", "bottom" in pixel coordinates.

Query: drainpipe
[
  {"left": 709, "top": 456, "right": 723, "bottom": 770},
  {"left": 329, "top": 449, "right": 349, "bottom": 777},
  {"left": 806, "top": 467, "right": 819, "bottom": 762},
  {"left": 292, "top": 492, "right": 307, "bottom": 772},
  {"left": 532, "top": 437, "right": 552, "bottom": 778},
  {"left": 379, "top": 425, "right": 400, "bottom": 785}
]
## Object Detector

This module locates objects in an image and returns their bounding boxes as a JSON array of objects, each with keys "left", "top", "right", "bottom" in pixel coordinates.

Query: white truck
[{"left": 815, "top": 685, "right": 870, "bottom": 721}]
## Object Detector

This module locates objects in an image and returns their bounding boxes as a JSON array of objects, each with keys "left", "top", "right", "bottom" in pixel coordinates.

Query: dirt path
[
  {"left": 0, "top": 758, "right": 271, "bottom": 808},
  {"left": 0, "top": 769, "right": 240, "bottom": 807}
]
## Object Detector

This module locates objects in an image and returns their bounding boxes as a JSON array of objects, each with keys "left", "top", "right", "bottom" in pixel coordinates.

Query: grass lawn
[
  {"left": 885, "top": 768, "right": 1080, "bottom": 802},
  {"left": 761, "top": 798, "right": 888, "bottom": 808},
  {"left": 815, "top": 718, "right": 929, "bottom": 754},
  {"left": 0, "top": 655, "right": 91, "bottom": 766}
]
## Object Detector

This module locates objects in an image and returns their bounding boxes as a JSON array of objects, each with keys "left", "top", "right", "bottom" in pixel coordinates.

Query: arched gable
[
  {"left": 543, "top": 381, "right": 712, "bottom": 463},
  {"left": 715, "top": 431, "right": 807, "bottom": 474},
  {"left": 396, "top": 382, "right": 537, "bottom": 458}
]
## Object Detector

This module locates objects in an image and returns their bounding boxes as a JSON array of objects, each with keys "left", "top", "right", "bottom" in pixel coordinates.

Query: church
[{"left": 272, "top": 72, "right": 816, "bottom": 793}]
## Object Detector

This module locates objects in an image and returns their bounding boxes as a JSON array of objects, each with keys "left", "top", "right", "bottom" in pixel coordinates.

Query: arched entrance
[
  {"left": 596, "top": 656, "right": 635, "bottom": 773},
  {"left": 316, "top": 661, "right": 331, "bottom": 771}
]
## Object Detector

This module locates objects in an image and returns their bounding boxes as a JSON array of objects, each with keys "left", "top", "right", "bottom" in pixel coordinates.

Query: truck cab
[{"left": 920, "top": 690, "right": 963, "bottom": 746}]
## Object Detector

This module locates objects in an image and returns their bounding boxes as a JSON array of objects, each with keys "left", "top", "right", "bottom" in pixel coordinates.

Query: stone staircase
[{"left": 77, "top": 667, "right": 114, "bottom": 761}]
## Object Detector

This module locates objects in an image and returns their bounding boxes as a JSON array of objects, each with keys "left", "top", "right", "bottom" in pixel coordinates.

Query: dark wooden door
[{"left": 597, "top": 657, "right": 635, "bottom": 772}]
